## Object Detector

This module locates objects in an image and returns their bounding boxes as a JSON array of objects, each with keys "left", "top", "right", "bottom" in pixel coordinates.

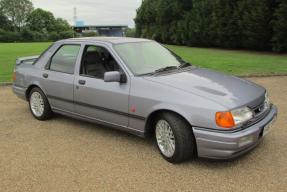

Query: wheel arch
[
  {"left": 144, "top": 109, "right": 192, "bottom": 138},
  {"left": 144, "top": 108, "right": 198, "bottom": 157},
  {"left": 25, "top": 83, "right": 46, "bottom": 101}
]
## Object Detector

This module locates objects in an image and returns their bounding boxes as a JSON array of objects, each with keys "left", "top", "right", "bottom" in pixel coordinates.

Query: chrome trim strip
[
  {"left": 52, "top": 107, "right": 145, "bottom": 134},
  {"left": 47, "top": 94, "right": 146, "bottom": 120}
]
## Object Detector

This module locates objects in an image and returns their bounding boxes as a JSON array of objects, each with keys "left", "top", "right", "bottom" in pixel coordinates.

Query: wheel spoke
[
  {"left": 155, "top": 120, "right": 175, "bottom": 158},
  {"left": 30, "top": 92, "right": 44, "bottom": 117}
]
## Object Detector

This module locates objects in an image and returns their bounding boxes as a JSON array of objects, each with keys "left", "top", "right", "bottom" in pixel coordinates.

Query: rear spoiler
[{"left": 16, "top": 55, "right": 39, "bottom": 65}]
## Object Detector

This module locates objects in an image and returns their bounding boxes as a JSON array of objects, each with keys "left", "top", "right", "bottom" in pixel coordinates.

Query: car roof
[{"left": 60, "top": 37, "right": 152, "bottom": 45}]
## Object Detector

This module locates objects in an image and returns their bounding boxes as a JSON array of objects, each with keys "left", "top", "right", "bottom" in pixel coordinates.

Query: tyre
[
  {"left": 28, "top": 87, "right": 53, "bottom": 120},
  {"left": 154, "top": 112, "right": 195, "bottom": 163}
]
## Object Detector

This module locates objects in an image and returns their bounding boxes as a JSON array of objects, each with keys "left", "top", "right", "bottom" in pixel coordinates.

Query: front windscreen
[{"left": 114, "top": 41, "right": 183, "bottom": 75}]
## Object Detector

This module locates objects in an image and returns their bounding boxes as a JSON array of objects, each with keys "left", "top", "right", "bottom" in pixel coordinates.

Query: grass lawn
[
  {"left": 167, "top": 45, "right": 287, "bottom": 76},
  {"left": 0, "top": 42, "right": 52, "bottom": 82},
  {"left": 0, "top": 42, "right": 287, "bottom": 82}
]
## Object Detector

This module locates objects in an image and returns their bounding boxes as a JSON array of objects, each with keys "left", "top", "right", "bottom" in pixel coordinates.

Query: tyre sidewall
[
  {"left": 29, "top": 87, "right": 52, "bottom": 120},
  {"left": 155, "top": 113, "right": 195, "bottom": 163}
]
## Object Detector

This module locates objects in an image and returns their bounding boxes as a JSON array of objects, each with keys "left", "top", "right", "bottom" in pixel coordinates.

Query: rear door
[
  {"left": 41, "top": 44, "right": 82, "bottom": 112},
  {"left": 74, "top": 44, "right": 130, "bottom": 127}
]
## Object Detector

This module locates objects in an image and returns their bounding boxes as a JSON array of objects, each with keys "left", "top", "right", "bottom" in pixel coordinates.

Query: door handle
[
  {"left": 43, "top": 73, "right": 48, "bottom": 78},
  {"left": 78, "top": 80, "right": 86, "bottom": 85}
]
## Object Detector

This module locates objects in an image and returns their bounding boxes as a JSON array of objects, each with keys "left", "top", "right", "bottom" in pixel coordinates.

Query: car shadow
[
  {"left": 52, "top": 113, "right": 261, "bottom": 167},
  {"left": 52, "top": 113, "right": 154, "bottom": 145}
]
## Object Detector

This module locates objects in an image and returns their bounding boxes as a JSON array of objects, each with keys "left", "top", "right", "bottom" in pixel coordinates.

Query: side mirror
[{"left": 104, "top": 71, "right": 126, "bottom": 83}]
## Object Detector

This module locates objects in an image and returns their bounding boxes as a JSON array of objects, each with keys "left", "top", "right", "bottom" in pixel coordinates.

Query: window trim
[
  {"left": 45, "top": 43, "right": 82, "bottom": 75},
  {"left": 33, "top": 43, "right": 54, "bottom": 65},
  {"left": 79, "top": 44, "right": 127, "bottom": 81}
]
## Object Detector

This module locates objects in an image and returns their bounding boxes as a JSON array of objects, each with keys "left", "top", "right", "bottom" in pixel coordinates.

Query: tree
[
  {"left": 82, "top": 31, "right": 98, "bottom": 37},
  {"left": 135, "top": 0, "right": 287, "bottom": 52},
  {"left": 0, "top": 11, "right": 12, "bottom": 30},
  {"left": 272, "top": 0, "right": 287, "bottom": 52},
  {"left": 187, "top": 0, "right": 213, "bottom": 46},
  {"left": 26, "top": 9, "right": 73, "bottom": 40},
  {"left": 0, "top": 0, "right": 33, "bottom": 31},
  {"left": 210, "top": 0, "right": 241, "bottom": 48},
  {"left": 125, "top": 28, "right": 136, "bottom": 37},
  {"left": 135, "top": 0, "right": 159, "bottom": 39},
  {"left": 238, "top": 0, "right": 274, "bottom": 50},
  {"left": 0, "top": 0, "right": 73, "bottom": 42},
  {"left": 26, "top": 8, "right": 56, "bottom": 32},
  {"left": 178, "top": 0, "right": 193, "bottom": 11},
  {"left": 54, "top": 18, "right": 74, "bottom": 39},
  {"left": 54, "top": 18, "right": 71, "bottom": 32},
  {"left": 135, "top": 0, "right": 192, "bottom": 43}
]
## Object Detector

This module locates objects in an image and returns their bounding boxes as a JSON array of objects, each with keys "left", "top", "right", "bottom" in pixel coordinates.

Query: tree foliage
[
  {"left": 26, "top": 8, "right": 56, "bottom": 32},
  {"left": 25, "top": 9, "right": 73, "bottom": 38},
  {"left": 272, "top": 0, "right": 287, "bottom": 52},
  {"left": 0, "top": 11, "right": 12, "bottom": 30},
  {"left": 0, "top": 0, "right": 33, "bottom": 31},
  {"left": 135, "top": 0, "right": 287, "bottom": 52},
  {"left": 0, "top": 0, "right": 74, "bottom": 42},
  {"left": 125, "top": 28, "right": 136, "bottom": 37},
  {"left": 54, "top": 18, "right": 71, "bottom": 32}
]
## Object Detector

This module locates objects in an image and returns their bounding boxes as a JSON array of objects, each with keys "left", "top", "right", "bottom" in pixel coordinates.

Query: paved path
[{"left": 0, "top": 76, "right": 286, "bottom": 192}]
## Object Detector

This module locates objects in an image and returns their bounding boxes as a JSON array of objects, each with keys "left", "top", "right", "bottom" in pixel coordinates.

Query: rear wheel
[
  {"left": 155, "top": 112, "right": 195, "bottom": 163},
  {"left": 29, "top": 87, "right": 52, "bottom": 120}
]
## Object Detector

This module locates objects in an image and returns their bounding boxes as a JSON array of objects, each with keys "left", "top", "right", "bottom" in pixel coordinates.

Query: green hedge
[
  {"left": 135, "top": 0, "right": 287, "bottom": 52},
  {"left": 0, "top": 28, "right": 74, "bottom": 42}
]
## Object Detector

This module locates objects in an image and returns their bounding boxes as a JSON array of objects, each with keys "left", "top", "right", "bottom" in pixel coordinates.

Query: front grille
[
  {"left": 243, "top": 99, "right": 271, "bottom": 128},
  {"left": 253, "top": 102, "right": 267, "bottom": 116}
]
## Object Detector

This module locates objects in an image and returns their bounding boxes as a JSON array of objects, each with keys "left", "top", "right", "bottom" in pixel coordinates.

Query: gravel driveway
[{"left": 0, "top": 76, "right": 286, "bottom": 192}]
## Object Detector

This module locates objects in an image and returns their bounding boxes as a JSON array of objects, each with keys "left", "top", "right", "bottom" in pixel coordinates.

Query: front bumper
[{"left": 193, "top": 105, "right": 278, "bottom": 159}]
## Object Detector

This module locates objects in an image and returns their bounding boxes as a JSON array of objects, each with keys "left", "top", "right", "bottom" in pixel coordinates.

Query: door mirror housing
[{"left": 104, "top": 71, "right": 126, "bottom": 83}]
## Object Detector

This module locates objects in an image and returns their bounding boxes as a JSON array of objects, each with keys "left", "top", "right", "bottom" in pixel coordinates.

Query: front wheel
[
  {"left": 155, "top": 112, "right": 195, "bottom": 163},
  {"left": 29, "top": 87, "right": 53, "bottom": 120}
]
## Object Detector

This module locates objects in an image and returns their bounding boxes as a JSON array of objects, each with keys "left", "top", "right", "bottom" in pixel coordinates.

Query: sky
[{"left": 32, "top": 0, "right": 142, "bottom": 27}]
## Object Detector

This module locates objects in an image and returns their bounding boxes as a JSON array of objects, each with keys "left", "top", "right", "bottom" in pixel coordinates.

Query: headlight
[
  {"left": 264, "top": 92, "right": 271, "bottom": 110},
  {"left": 216, "top": 107, "right": 254, "bottom": 129},
  {"left": 231, "top": 107, "right": 254, "bottom": 125}
]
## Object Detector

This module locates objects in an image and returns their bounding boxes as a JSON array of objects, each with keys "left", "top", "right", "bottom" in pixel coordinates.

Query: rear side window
[{"left": 49, "top": 45, "right": 81, "bottom": 74}]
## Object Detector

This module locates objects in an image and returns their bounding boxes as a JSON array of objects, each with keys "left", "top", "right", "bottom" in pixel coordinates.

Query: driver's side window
[{"left": 80, "top": 45, "right": 120, "bottom": 79}]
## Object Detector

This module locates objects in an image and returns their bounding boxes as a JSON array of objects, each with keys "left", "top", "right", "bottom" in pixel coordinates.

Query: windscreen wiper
[
  {"left": 139, "top": 64, "right": 191, "bottom": 76},
  {"left": 178, "top": 61, "right": 191, "bottom": 69},
  {"left": 154, "top": 66, "right": 178, "bottom": 73}
]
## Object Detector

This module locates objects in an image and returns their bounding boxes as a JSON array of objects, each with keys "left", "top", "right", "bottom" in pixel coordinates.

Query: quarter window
[{"left": 49, "top": 45, "right": 81, "bottom": 74}]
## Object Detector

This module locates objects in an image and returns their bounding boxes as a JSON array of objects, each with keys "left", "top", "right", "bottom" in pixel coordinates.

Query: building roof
[{"left": 65, "top": 37, "right": 151, "bottom": 44}]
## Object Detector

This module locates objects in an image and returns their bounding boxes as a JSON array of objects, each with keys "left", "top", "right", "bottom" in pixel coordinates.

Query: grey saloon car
[{"left": 12, "top": 37, "right": 277, "bottom": 163}]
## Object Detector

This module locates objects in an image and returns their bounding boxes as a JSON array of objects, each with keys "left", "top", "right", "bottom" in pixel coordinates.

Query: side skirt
[{"left": 52, "top": 107, "right": 146, "bottom": 138}]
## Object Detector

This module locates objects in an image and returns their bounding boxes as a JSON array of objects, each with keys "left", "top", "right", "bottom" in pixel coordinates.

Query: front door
[{"left": 74, "top": 44, "right": 130, "bottom": 127}]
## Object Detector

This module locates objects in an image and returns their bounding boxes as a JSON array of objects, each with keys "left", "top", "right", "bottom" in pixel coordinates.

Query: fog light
[{"left": 238, "top": 135, "right": 254, "bottom": 147}]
